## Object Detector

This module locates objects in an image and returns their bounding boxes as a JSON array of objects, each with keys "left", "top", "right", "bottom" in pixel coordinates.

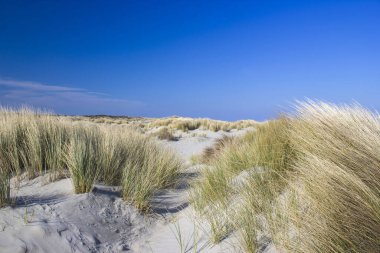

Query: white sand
[
  {"left": 0, "top": 129, "right": 277, "bottom": 253},
  {"left": 0, "top": 176, "right": 150, "bottom": 253}
]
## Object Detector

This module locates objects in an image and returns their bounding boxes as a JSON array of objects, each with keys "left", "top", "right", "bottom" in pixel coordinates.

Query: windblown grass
[
  {"left": 152, "top": 127, "right": 179, "bottom": 141},
  {"left": 70, "top": 114, "right": 258, "bottom": 133},
  {"left": 191, "top": 118, "right": 293, "bottom": 244},
  {"left": 121, "top": 134, "right": 182, "bottom": 211},
  {"left": 65, "top": 127, "right": 101, "bottom": 193},
  {"left": 0, "top": 168, "right": 10, "bottom": 207},
  {"left": 0, "top": 108, "right": 69, "bottom": 180},
  {"left": 200, "top": 135, "right": 235, "bottom": 164},
  {"left": 191, "top": 101, "right": 380, "bottom": 253},
  {"left": 0, "top": 107, "right": 182, "bottom": 210},
  {"left": 276, "top": 102, "right": 380, "bottom": 253},
  {"left": 149, "top": 117, "right": 257, "bottom": 132},
  {"left": 96, "top": 128, "right": 128, "bottom": 185}
]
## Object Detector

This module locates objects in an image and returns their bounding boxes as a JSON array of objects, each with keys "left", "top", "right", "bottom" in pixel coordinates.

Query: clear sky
[{"left": 0, "top": 0, "right": 379, "bottom": 121}]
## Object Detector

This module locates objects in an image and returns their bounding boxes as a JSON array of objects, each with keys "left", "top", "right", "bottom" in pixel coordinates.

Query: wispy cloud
[
  {"left": 0, "top": 78, "right": 144, "bottom": 115},
  {"left": 0, "top": 79, "right": 83, "bottom": 92}
]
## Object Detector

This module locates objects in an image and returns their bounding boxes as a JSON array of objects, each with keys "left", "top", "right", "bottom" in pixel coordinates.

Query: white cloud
[
  {"left": 0, "top": 78, "right": 144, "bottom": 115},
  {"left": 0, "top": 79, "right": 82, "bottom": 92}
]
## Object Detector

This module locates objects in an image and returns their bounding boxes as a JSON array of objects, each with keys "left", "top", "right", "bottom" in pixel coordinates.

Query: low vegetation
[
  {"left": 191, "top": 101, "right": 380, "bottom": 253},
  {"left": 149, "top": 117, "right": 257, "bottom": 132},
  {"left": 281, "top": 102, "right": 380, "bottom": 253},
  {"left": 65, "top": 127, "right": 101, "bottom": 193},
  {"left": 0, "top": 107, "right": 182, "bottom": 210},
  {"left": 71, "top": 115, "right": 257, "bottom": 133},
  {"left": 2, "top": 101, "right": 378, "bottom": 252},
  {"left": 200, "top": 135, "right": 235, "bottom": 164},
  {"left": 152, "top": 127, "right": 179, "bottom": 141},
  {"left": 191, "top": 117, "right": 293, "bottom": 244},
  {"left": 0, "top": 168, "right": 10, "bottom": 207},
  {"left": 122, "top": 134, "right": 181, "bottom": 210}
]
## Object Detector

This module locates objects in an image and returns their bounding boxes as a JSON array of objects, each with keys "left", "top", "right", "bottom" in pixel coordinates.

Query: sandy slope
[
  {"left": 0, "top": 128, "right": 276, "bottom": 253},
  {"left": 0, "top": 176, "right": 150, "bottom": 253},
  {"left": 131, "top": 129, "right": 277, "bottom": 253}
]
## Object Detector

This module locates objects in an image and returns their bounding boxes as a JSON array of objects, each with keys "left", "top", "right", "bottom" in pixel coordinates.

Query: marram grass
[
  {"left": 191, "top": 101, "right": 380, "bottom": 253},
  {"left": 65, "top": 126, "right": 101, "bottom": 193},
  {"left": 0, "top": 168, "right": 10, "bottom": 207},
  {"left": 0, "top": 107, "right": 182, "bottom": 210},
  {"left": 191, "top": 117, "right": 293, "bottom": 244},
  {"left": 121, "top": 133, "right": 182, "bottom": 211},
  {"left": 149, "top": 117, "right": 257, "bottom": 132},
  {"left": 278, "top": 101, "right": 380, "bottom": 253}
]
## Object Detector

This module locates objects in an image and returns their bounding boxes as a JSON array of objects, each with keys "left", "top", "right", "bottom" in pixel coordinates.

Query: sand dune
[{"left": 0, "top": 129, "right": 273, "bottom": 253}]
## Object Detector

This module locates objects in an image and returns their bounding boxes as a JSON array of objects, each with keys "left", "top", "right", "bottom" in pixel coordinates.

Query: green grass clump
[
  {"left": 65, "top": 127, "right": 101, "bottom": 193},
  {"left": 200, "top": 135, "right": 235, "bottom": 164},
  {"left": 66, "top": 125, "right": 182, "bottom": 200},
  {"left": 191, "top": 117, "right": 293, "bottom": 244},
  {"left": 0, "top": 168, "right": 10, "bottom": 207},
  {"left": 96, "top": 129, "right": 128, "bottom": 185},
  {"left": 148, "top": 117, "right": 257, "bottom": 132},
  {"left": 153, "top": 127, "right": 179, "bottom": 141},
  {"left": 0, "top": 107, "right": 182, "bottom": 211},
  {"left": 277, "top": 101, "right": 380, "bottom": 253},
  {"left": 0, "top": 108, "right": 69, "bottom": 205},
  {"left": 121, "top": 134, "right": 182, "bottom": 211},
  {"left": 0, "top": 108, "right": 70, "bottom": 181},
  {"left": 174, "top": 120, "right": 202, "bottom": 131},
  {"left": 192, "top": 101, "right": 380, "bottom": 253},
  {"left": 39, "top": 119, "right": 70, "bottom": 180}
]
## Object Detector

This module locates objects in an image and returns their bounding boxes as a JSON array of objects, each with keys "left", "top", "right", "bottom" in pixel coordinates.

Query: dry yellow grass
[
  {"left": 191, "top": 118, "right": 292, "bottom": 244},
  {"left": 69, "top": 114, "right": 258, "bottom": 133},
  {"left": 149, "top": 117, "right": 258, "bottom": 132},
  {"left": 275, "top": 101, "right": 380, "bottom": 253},
  {"left": 151, "top": 127, "right": 179, "bottom": 141},
  {"left": 0, "top": 107, "right": 182, "bottom": 210},
  {"left": 191, "top": 101, "right": 380, "bottom": 253},
  {"left": 121, "top": 134, "right": 182, "bottom": 211},
  {"left": 200, "top": 135, "right": 235, "bottom": 164}
]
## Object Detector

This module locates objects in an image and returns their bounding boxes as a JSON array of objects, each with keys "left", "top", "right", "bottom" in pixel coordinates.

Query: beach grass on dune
[
  {"left": 191, "top": 117, "right": 293, "bottom": 244},
  {"left": 0, "top": 168, "right": 10, "bottom": 207},
  {"left": 65, "top": 126, "right": 101, "bottom": 193},
  {"left": 200, "top": 135, "right": 235, "bottom": 164},
  {"left": 0, "top": 107, "right": 182, "bottom": 210},
  {"left": 277, "top": 101, "right": 380, "bottom": 253},
  {"left": 2, "top": 102, "right": 379, "bottom": 252},
  {"left": 70, "top": 114, "right": 258, "bottom": 133},
  {"left": 149, "top": 117, "right": 257, "bottom": 132},
  {"left": 121, "top": 134, "right": 182, "bottom": 211},
  {"left": 96, "top": 129, "right": 128, "bottom": 186},
  {"left": 192, "top": 101, "right": 380, "bottom": 253},
  {"left": 152, "top": 127, "right": 179, "bottom": 141}
]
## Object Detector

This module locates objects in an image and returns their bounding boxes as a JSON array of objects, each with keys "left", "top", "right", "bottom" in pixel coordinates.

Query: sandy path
[{"left": 130, "top": 129, "right": 252, "bottom": 253}]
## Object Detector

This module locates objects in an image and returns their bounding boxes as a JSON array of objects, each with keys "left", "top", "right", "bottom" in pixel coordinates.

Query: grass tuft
[
  {"left": 191, "top": 101, "right": 380, "bottom": 253},
  {"left": 200, "top": 135, "right": 235, "bottom": 164},
  {"left": 0, "top": 168, "right": 10, "bottom": 207},
  {"left": 191, "top": 117, "right": 293, "bottom": 244},
  {"left": 121, "top": 134, "right": 182, "bottom": 211},
  {"left": 278, "top": 101, "right": 380, "bottom": 253},
  {"left": 65, "top": 127, "right": 101, "bottom": 193},
  {"left": 0, "top": 107, "right": 182, "bottom": 210},
  {"left": 153, "top": 127, "right": 179, "bottom": 141}
]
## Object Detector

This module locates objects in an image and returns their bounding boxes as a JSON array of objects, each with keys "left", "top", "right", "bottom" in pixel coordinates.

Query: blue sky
[{"left": 0, "top": 0, "right": 379, "bottom": 120}]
